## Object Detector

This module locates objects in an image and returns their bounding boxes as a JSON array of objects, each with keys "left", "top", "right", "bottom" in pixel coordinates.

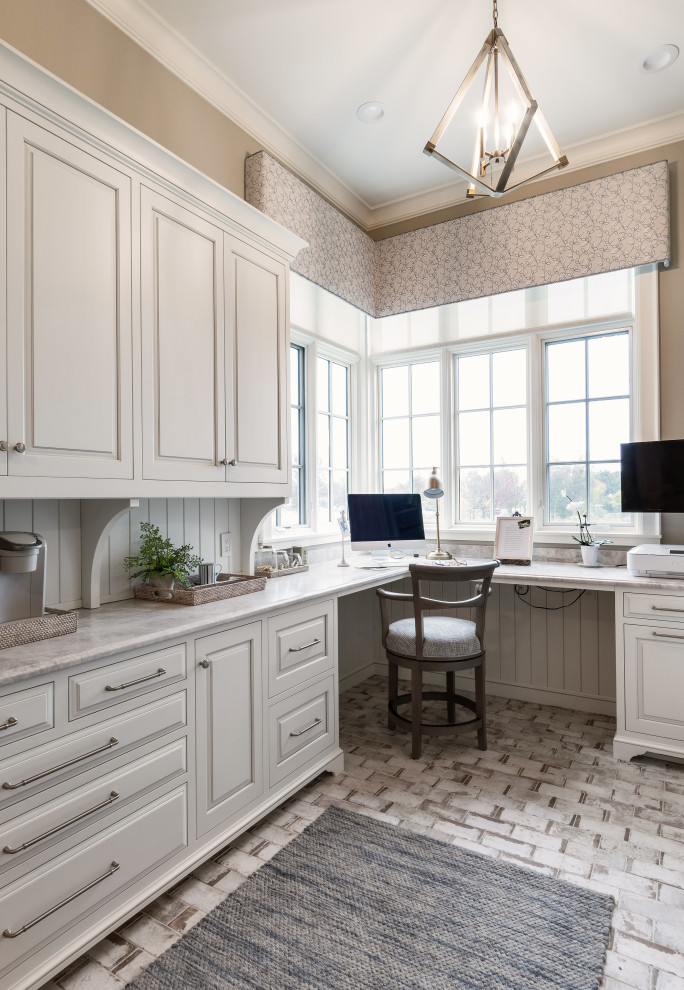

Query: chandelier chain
[{"left": 493, "top": 0, "right": 498, "bottom": 27}]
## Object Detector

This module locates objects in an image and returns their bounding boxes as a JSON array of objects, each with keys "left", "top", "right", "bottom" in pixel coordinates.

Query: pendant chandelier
[{"left": 424, "top": 0, "right": 568, "bottom": 198}]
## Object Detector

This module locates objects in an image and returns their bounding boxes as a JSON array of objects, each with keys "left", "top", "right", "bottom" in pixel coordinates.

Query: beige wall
[
  {"left": 1, "top": 0, "right": 682, "bottom": 540},
  {"left": 0, "top": 0, "right": 259, "bottom": 198}
]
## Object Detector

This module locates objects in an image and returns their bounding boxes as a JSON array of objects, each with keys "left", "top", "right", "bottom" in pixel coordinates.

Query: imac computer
[{"left": 347, "top": 493, "right": 427, "bottom": 556}]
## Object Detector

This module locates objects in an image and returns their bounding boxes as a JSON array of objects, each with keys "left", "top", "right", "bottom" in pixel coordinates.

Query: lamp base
[{"left": 426, "top": 548, "right": 453, "bottom": 560}]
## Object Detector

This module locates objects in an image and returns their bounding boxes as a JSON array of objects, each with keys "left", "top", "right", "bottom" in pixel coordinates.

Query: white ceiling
[{"left": 87, "top": 0, "right": 684, "bottom": 228}]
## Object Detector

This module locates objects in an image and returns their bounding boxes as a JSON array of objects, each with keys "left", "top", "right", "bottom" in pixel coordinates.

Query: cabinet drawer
[
  {"left": 268, "top": 676, "right": 336, "bottom": 786},
  {"left": 0, "top": 738, "right": 187, "bottom": 875},
  {"left": 0, "top": 683, "right": 53, "bottom": 749},
  {"left": 69, "top": 644, "right": 187, "bottom": 718},
  {"left": 0, "top": 786, "right": 187, "bottom": 975},
  {"left": 267, "top": 601, "right": 334, "bottom": 698},
  {"left": 0, "top": 692, "right": 186, "bottom": 813},
  {"left": 624, "top": 624, "right": 684, "bottom": 740},
  {"left": 623, "top": 593, "right": 684, "bottom": 622}
]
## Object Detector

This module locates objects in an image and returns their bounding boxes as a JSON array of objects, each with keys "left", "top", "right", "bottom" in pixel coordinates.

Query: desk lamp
[{"left": 423, "top": 467, "right": 452, "bottom": 560}]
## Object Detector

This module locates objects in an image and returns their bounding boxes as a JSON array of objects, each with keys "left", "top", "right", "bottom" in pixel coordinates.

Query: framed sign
[{"left": 494, "top": 516, "right": 533, "bottom": 565}]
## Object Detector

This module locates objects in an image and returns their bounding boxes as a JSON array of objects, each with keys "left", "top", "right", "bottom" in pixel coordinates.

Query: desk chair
[{"left": 377, "top": 560, "right": 499, "bottom": 759}]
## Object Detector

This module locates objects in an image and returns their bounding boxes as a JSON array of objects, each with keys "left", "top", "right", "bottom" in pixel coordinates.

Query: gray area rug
[{"left": 127, "top": 805, "right": 614, "bottom": 990}]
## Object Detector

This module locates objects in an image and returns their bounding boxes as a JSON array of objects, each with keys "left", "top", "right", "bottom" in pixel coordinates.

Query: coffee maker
[{"left": 0, "top": 532, "right": 47, "bottom": 623}]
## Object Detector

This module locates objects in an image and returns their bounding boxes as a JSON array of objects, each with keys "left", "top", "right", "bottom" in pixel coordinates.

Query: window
[
  {"left": 277, "top": 343, "right": 305, "bottom": 527},
  {"left": 317, "top": 356, "right": 350, "bottom": 526},
  {"left": 380, "top": 359, "right": 441, "bottom": 500},
  {"left": 373, "top": 267, "right": 657, "bottom": 542},
  {"left": 545, "top": 330, "right": 630, "bottom": 526},
  {"left": 456, "top": 348, "right": 528, "bottom": 522}
]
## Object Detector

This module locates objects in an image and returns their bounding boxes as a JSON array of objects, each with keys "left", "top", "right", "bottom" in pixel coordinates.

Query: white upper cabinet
[
  {"left": 0, "top": 106, "right": 7, "bottom": 478},
  {"left": 225, "top": 235, "right": 288, "bottom": 484},
  {"left": 5, "top": 112, "right": 133, "bottom": 480},
  {"left": 0, "top": 49, "right": 305, "bottom": 496},
  {"left": 141, "top": 187, "right": 226, "bottom": 482}
]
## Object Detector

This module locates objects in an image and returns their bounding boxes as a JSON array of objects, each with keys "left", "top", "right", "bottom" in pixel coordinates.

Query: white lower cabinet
[
  {"left": 195, "top": 622, "right": 264, "bottom": 837},
  {"left": 0, "top": 787, "right": 188, "bottom": 985},
  {"left": 615, "top": 591, "right": 684, "bottom": 760},
  {"left": 0, "top": 600, "right": 341, "bottom": 990}
]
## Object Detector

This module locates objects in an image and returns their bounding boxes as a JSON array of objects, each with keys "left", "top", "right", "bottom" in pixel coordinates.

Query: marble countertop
[{"left": 1, "top": 558, "right": 682, "bottom": 689}]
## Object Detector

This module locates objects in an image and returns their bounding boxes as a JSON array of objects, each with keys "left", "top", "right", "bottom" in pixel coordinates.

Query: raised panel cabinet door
[
  {"left": 0, "top": 106, "right": 7, "bottom": 478},
  {"left": 224, "top": 234, "right": 288, "bottom": 483},
  {"left": 624, "top": 623, "right": 684, "bottom": 741},
  {"left": 141, "top": 187, "right": 226, "bottom": 481},
  {"left": 195, "top": 622, "right": 264, "bottom": 837},
  {"left": 5, "top": 112, "right": 133, "bottom": 479}
]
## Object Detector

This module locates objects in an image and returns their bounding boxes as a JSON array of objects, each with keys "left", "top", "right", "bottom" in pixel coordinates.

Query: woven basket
[
  {"left": 134, "top": 573, "right": 266, "bottom": 606},
  {"left": 255, "top": 564, "right": 309, "bottom": 579},
  {"left": 0, "top": 608, "right": 78, "bottom": 651}
]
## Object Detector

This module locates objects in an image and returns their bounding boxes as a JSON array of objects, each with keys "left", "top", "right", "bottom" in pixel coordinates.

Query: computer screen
[
  {"left": 621, "top": 439, "right": 684, "bottom": 513},
  {"left": 347, "top": 493, "right": 426, "bottom": 552}
]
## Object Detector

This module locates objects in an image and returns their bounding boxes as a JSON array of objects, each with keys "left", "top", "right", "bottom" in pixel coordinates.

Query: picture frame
[{"left": 493, "top": 515, "right": 534, "bottom": 565}]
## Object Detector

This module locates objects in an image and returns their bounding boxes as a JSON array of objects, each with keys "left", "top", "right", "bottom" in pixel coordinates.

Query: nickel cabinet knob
[
  {"left": 13, "top": 442, "right": 26, "bottom": 454},
  {"left": 198, "top": 658, "right": 211, "bottom": 669},
  {"left": 0, "top": 441, "right": 7, "bottom": 452},
  {"left": 219, "top": 458, "right": 237, "bottom": 467}
]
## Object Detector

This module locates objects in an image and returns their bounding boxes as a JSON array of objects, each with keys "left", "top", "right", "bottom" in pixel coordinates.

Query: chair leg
[
  {"left": 446, "top": 671, "right": 456, "bottom": 724},
  {"left": 388, "top": 662, "right": 398, "bottom": 729},
  {"left": 475, "top": 660, "right": 487, "bottom": 751},
  {"left": 411, "top": 665, "right": 423, "bottom": 759}
]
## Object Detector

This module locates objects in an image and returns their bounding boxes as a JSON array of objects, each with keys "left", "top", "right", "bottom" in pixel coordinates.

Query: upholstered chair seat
[
  {"left": 386, "top": 616, "right": 480, "bottom": 659},
  {"left": 377, "top": 560, "right": 499, "bottom": 759}
]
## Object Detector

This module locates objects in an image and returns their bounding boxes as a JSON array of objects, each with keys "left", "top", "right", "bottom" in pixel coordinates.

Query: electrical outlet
[{"left": 220, "top": 532, "right": 232, "bottom": 555}]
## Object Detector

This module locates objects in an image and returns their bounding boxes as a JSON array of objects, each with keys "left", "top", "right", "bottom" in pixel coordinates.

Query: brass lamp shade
[{"left": 423, "top": 467, "right": 452, "bottom": 560}]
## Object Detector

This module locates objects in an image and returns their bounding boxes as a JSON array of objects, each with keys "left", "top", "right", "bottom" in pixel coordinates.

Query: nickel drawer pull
[
  {"left": 652, "top": 631, "right": 684, "bottom": 640},
  {"left": 290, "top": 717, "right": 322, "bottom": 737},
  {"left": 3, "top": 861, "right": 120, "bottom": 938},
  {"left": 3, "top": 791, "right": 120, "bottom": 854},
  {"left": 105, "top": 667, "right": 166, "bottom": 691},
  {"left": 2, "top": 737, "right": 119, "bottom": 790},
  {"left": 288, "top": 638, "right": 321, "bottom": 653},
  {"left": 651, "top": 605, "right": 684, "bottom": 613},
  {"left": 0, "top": 717, "right": 18, "bottom": 731}
]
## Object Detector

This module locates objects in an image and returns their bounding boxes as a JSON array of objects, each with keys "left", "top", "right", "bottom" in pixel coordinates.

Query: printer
[{"left": 626, "top": 544, "right": 684, "bottom": 577}]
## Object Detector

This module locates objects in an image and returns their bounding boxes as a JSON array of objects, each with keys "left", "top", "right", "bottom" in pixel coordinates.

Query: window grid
[
  {"left": 276, "top": 343, "right": 305, "bottom": 528},
  {"left": 379, "top": 360, "right": 441, "bottom": 503},
  {"left": 545, "top": 330, "right": 631, "bottom": 527},
  {"left": 455, "top": 349, "right": 528, "bottom": 524},
  {"left": 317, "top": 357, "right": 350, "bottom": 526}
]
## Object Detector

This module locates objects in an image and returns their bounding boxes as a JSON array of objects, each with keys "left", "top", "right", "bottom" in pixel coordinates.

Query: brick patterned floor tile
[{"left": 38, "top": 678, "right": 684, "bottom": 990}]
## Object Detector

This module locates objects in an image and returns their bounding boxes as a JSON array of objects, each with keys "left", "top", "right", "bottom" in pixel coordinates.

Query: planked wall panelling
[
  {"left": 339, "top": 579, "right": 616, "bottom": 711},
  {"left": 0, "top": 498, "right": 239, "bottom": 618}
]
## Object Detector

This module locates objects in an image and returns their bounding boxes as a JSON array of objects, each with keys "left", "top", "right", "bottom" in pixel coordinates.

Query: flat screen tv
[
  {"left": 347, "top": 493, "right": 426, "bottom": 553},
  {"left": 620, "top": 439, "right": 684, "bottom": 512}
]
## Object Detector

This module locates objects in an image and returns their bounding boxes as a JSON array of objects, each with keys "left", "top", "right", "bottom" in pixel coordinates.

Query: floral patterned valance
[{"left": 245, "top": 153, "right": 670, "bottom": 319}]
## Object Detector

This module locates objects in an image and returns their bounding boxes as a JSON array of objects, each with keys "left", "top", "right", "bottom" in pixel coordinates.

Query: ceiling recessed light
[
  {"left": 357, "top": 102, "right": 386, "bottom": 123},
  {"left": 641, "top": 44, "right": 679, "bottom": 73}
]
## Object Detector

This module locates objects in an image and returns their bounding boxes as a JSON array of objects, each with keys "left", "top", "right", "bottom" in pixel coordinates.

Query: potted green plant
[
  {"left": 562, "top": 493, "right": 613, "bottom": 566},
  {"left": 124, "top": 522, "right": 202, "bottom": 596}
]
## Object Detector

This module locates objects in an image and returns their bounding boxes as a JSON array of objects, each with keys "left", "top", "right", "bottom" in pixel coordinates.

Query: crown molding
[
  {"left": 85, "top": 0, "right": 372, "bottom": 226},
  {"left": 364, "top": 110, "right": 684, "bottom": 229},
  {"left": 85, "top": 0, "right": 684, "bottom": 232}
]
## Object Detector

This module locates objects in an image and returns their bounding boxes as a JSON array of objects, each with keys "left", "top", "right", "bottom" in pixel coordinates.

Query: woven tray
[
  {"left": 134, "top": 573, "right": 266, "bottom": 606},
  {"left": 255, "top": 564, "right": 309, "bottom": 579},
  {"left": 0, "top": 608, "right": 79, "bottom": 650}
]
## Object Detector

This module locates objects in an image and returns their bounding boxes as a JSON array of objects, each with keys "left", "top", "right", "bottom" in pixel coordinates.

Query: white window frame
[
  {"left": 269, "top": 330, "right": 359, "bottom": 545},
  {"left": 374, "top": 350, "right": 446, "bottom": 502},
  {"left": 371, "top": 267, "right": 659, "bottom": 545}
]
